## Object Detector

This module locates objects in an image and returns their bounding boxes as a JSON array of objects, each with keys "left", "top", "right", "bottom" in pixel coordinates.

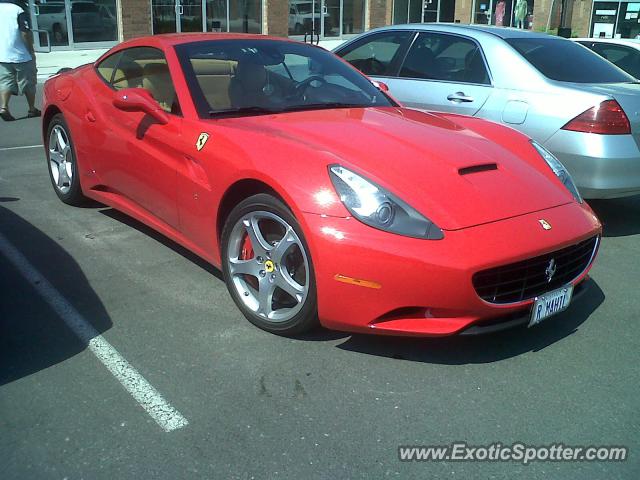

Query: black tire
[
  {"left": 221, "top": 193, "right": 319, "bottom": 336},
  {"left": 46, "top": 113, "right": 86, "bottom": 206}
]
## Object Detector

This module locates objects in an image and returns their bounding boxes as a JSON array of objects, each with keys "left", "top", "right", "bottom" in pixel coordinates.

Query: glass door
[
  {"left": 180, "top": 0, "right": 204, "bottom": 32},
  {"left": 207, "top": 0, "right": 228, "bottom": 31},
  {"left": 423, "top": 0, "right": 438, "bottom": 22},
  {"left": 71, "top": 0, "right": 119, "bottom": 47},
  {"left": 473, "top": 0, "right": 493, "bottom": 24},
  {"left": 153, "top": 0, "right": 179, "bottom": 33},
  {"left": 30, "top": 0, "right": 71, "bottom": 48},
  {"left": 153, "top": 0, "right": 207, "bottom": 33},
  {"left": 324, "top": 0, "right": 340, "bottom": 37},
  {"left": 288, "top": 0, "right": 322, "bottom": 38}
]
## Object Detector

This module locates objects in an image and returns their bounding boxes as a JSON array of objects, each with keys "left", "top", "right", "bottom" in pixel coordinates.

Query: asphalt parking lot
[{"left": 1, "top": 88, "right": 639, "bottom": 479}]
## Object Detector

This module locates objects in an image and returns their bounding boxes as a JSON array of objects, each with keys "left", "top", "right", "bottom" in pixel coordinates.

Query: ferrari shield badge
[
  {"left": 539, "top": 219, "right": 552, "bottom": 230},
  {"left": 196, "top": 132, "right": 210, "bottom": 151}
]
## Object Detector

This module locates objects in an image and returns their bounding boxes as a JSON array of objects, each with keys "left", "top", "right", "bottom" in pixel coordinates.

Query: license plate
[{"left": 529, "top": 285, "right": 573, "bottom": 327}]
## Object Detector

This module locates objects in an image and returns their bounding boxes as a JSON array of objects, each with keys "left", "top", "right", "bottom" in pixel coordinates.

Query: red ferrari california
[{"left": 42, "top": 34, "right": 601, "bottom": 336}]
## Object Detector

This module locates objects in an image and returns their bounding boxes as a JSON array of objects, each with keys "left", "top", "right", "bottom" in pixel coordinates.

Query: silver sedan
[{"left": 334, "top": 24, "right": 640, "bottom": 199}]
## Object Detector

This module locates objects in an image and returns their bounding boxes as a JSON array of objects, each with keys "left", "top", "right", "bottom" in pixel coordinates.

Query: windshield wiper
[
  {"left": 208, "top": 106, "right": 278, "bottom": 117},
  {"left": 278, "top": 103, "right": 369, "bottom": 113}
]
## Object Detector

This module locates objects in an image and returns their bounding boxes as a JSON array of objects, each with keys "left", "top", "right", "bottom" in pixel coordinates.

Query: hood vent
[{"left": 458, "top": 163, "right": 498, "bottom": 176}]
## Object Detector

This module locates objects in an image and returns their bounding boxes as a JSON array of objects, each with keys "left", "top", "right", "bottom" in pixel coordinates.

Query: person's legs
[
  {"left": 25, "top": 89, "right": 36, "bottom": 111},
  {"left": 15, "top": 60, "right": 40, "bottom": 117},
  {"left": 0, "top": 89, "right": 11, "bottom": 110},
  {"left": 0, "top": 63, "right": 17, "bottom": 121}
]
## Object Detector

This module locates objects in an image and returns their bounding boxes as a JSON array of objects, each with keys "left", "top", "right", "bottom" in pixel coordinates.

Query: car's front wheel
[
  {"left": 221, "top": 194, "right": 318, "bottom": 335},
  {"left": 46, "top": 113, "right": 86, "bottom": 206}
]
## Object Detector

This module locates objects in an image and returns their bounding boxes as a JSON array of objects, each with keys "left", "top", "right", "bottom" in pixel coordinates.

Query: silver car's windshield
[
  {"left": 176, "top": 40, "right": 394, "bottom": 117},
  {"left": 506, "top": 38, "right": 636, "bottom": 84}
]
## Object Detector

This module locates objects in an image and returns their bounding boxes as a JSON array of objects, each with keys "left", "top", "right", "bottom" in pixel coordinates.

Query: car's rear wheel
[
  {"left": 221, "top": 194, "right": 318, "bottom": 335},
  {"left": 46, "top": 113, "right": 86, "bottom": 205}
]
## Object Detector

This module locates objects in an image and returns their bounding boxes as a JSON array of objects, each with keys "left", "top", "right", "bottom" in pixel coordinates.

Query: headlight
[
  {"left": 328, "top": 165, "right": 444, "bottom": 240},
  {"left": 531, "top": 140, "right": 582, "bottom": 203}
]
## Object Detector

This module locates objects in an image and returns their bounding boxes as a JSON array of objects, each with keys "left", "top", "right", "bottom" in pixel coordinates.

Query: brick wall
[
  {"left": 570, "top": 0, "right": 591, "bottom": 37},
  {"left": 532, "top": 0, "right": 551, "bottom": 31},
  {"left": 368, "top": 0, "right": 392, "bottom": 29},
  {"left": 266, "top": 0, "right": 289, "bottom": 36},
  {"left": 121, "top": 0, "right": 152, "bottom": 39}
]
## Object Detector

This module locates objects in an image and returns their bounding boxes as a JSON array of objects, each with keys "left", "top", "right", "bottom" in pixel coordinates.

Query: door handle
[
  {"left": 447, "top": 92, "right": 474, "bottom": 103},
  {"left": 85, "top": 111, "right": 96, "bottom": 122}
]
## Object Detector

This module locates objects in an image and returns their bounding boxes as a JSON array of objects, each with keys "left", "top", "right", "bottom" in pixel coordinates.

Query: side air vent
[{"left": 458, "top": 163, "right": 498, "bottom": 175}]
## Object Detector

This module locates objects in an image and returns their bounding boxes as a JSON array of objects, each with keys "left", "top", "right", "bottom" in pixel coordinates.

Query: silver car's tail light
[{"left": 562, "top": 100, "right": 630, "bottom": 135}]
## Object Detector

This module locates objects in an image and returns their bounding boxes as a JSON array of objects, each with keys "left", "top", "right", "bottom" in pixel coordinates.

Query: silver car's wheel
[
  {"left": 221, "top": 194, "right": 318, "bottom": 335},
  {"left": 49, "top": 125, "right": 73, "bottom": 195}
]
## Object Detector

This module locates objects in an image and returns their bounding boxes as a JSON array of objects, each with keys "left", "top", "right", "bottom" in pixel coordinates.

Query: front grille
[{"left": 472, "top": 236, "right": 599, "bottom": 304}]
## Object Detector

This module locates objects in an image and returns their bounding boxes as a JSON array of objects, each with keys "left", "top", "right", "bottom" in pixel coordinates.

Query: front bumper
[
  {"left": 300, "top": 201, "right": 601, "bottom": 337},
  {"left": 545, "top": 129, "right": 640, "bottom": 199}
]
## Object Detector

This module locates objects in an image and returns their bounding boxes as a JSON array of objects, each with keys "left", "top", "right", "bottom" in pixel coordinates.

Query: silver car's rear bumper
[{"left": 545, "top": 130, "right": 640, "bottom": 199}]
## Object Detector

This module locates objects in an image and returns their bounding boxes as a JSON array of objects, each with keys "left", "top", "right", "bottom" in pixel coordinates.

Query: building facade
[{"left": 25, "top": 0, "right": 640, "bottom": 51}]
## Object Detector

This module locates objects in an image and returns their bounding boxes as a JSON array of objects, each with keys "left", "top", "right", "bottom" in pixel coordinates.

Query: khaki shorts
[{"left": 0, "top": 60, "right": 37, "bottom": 96}]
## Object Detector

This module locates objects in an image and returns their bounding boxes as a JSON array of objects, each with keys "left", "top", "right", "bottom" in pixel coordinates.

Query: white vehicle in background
[
  {"left": 35, "top": 0, "right": 111, "bottom": 44},
  {"left": 573, "top": 38, "right": 640, "bottom": 80},
  {"left": 35, "top": 1, "right": 67, "bottom": 45},
  {"left": 288, "top": 0, "right": 330, "bottom": 35}
]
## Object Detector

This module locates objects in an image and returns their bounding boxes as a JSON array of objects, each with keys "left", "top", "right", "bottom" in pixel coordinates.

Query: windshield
[
  {"left": 176, "top": 40, "right": 394, "bottom": 117},
  {"left": 506, "top": 38, "right": 635, "bottom": 84}
]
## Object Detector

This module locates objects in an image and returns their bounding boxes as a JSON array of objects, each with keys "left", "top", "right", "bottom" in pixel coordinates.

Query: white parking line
[
  {"left": 0, "top": 145, "right": 44, "bottom": 151},
  {"left": 0, "top": 233, "right": 189, "bottom": 432}
]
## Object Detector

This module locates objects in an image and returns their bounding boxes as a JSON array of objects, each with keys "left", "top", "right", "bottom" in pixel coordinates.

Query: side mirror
[
  {"left": 112, "top": 88, "right": 169, "bottom": 125},
  {"left": 371, "top": 80, "right": 389, "bottom": 93}
]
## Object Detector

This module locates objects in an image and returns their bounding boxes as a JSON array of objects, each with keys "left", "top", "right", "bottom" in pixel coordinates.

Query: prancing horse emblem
[
  {"left": 539, "top": 219, "right": 552, "bottom": 230},
  {"left": 196, "top": 132, "right": 210, "bottom": 151},
  {"left": 545, "top": 258, "right": 557, "bottom": 283}
]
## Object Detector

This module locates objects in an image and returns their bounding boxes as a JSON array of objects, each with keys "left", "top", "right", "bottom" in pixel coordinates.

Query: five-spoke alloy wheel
[
  {"left": 46, "top": 114, "right": 85, "bottom": 205},
  {"left": 222, "top": 194, "right": 318, "bottom": 335}
]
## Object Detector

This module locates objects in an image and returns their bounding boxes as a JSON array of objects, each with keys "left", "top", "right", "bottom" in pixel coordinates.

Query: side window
[
  {"left": 103, "top": 47, "right": 181, "bottom": 115},
  {"left": 399, "top": 33, "right": 490, "bottom": 85},
  {"left": 592, "top": 44, "right": 626, "bottom": 63},
  {"left": 339, "top": 31, "right": 414, "bottom": 76},
  {"left": 96, "top": 51, "right": 122, "bottom": 84},
  {"left": 591, "top": 43, "right": 640, "bottom": 77}
]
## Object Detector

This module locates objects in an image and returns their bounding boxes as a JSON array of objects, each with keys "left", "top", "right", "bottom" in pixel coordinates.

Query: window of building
[
  {"left": 343, "top": 0, "right": 365, "bottom": 35},
  {"left": 229, "top": 0, "right": 262, "bottom": 33},
  {"left": 590, "top": 1, "right": 640, "bottom": 39},
  {"left": 152, "top": 0, "right": 263, "bottom": 34},
  {"left": 471, "top": 0, "right": 533, "bottom": 28},
  {"left": 31, "top": 0, "right": 118, "bottom": 48},
  {"left": 393, "top": 0, "right": 422, "bottom": 23},
  {"left": 393, "top": 0, "right": 455, "bottom": 23},
  {"left": 287, "top": 0, "right": 365, "bottom": 38}
]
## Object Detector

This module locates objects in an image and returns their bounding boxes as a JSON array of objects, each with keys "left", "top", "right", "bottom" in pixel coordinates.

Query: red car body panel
[{"left": 42, "top": 33, "right": 602, "bottom": 336}]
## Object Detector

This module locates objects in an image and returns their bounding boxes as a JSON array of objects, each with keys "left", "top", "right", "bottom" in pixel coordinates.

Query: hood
[{"left": 220, "top": 107, "right": 572, "bottom": 231}]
